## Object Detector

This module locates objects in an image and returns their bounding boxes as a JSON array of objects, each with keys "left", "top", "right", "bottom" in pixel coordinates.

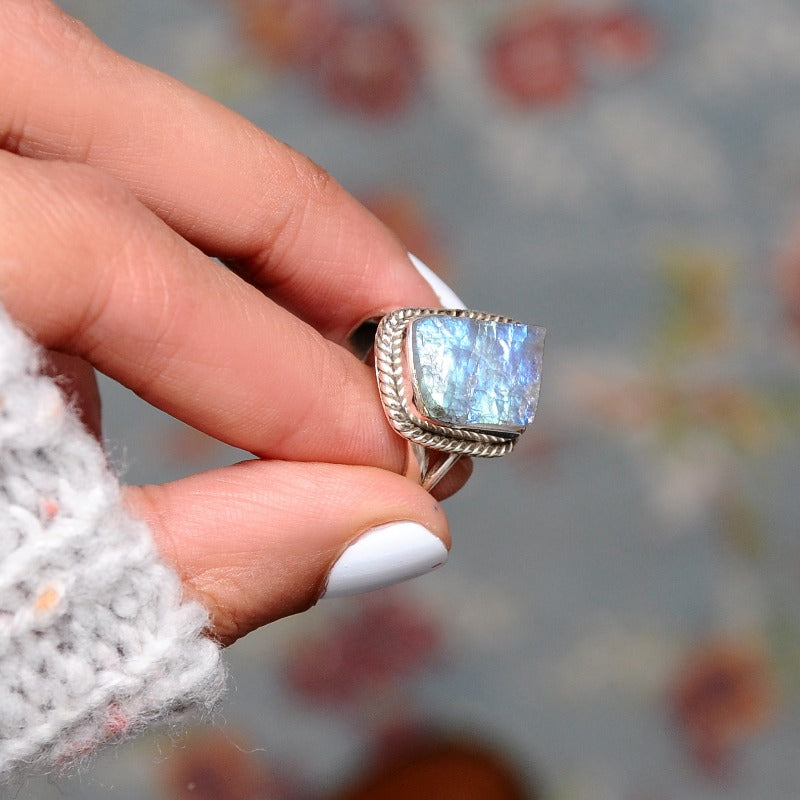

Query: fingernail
[
  {"left": 322, "top": 521, "right": 448, "bottom": 599},
  {"left": 408, "top": 253, "right": 467, "bottom": 309}
]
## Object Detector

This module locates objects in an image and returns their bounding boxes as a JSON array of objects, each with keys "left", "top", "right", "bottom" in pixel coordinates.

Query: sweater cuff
[{"left": 0, "top": 310, "right": 225, "bottom": 783}]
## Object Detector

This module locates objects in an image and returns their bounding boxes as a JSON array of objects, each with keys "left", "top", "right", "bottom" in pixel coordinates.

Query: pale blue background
[{"left": 19, "top": 2, "right": 800, "bottom": 798}]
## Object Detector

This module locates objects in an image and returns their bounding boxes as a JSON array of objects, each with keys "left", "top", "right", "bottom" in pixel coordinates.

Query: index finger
[{"left": 0, "top": 0, "right": 445, "bottom": 341}]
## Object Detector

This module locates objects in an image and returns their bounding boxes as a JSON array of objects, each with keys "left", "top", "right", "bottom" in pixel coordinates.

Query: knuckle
[
  {"left": 253, "top": 151, "right": 340, "bottom": 277},
  {"left": 0, "top": 0, "right": 100, "bottom": 154},
  {"left": 0, "top": 157, "right": 134, "bottom": 348},
  {"left": 9, "top": 159, "right": 136, "bottom": 248},
  {"left": 0, "top": 0, "right": 93, "bottom": 58},
  {"left": 61, "top": 161, "right": 139, "bottom": 226},
  {"left": 291, "top": 151, "right": 335, "bottom": 200}
]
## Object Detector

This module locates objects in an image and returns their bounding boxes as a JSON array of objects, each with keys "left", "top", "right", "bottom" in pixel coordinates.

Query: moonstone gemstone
[{"left": 409, "top": 315, "right": 545, "bottom": 429}]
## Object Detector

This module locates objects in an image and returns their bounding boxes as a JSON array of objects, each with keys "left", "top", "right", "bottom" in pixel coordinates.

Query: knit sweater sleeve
[{"left": 0, "top": 309, "right": 225, "bottom": 784}]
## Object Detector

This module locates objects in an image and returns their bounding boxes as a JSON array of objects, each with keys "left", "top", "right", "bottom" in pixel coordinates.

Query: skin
[{"left": 0, "top": 0, "right": 469, "bottom": 646}]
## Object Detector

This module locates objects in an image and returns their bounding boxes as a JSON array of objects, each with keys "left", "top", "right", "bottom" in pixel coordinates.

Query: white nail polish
[
  {"left": 408, "top": 253, "right": 467, "bottom": 309},
  {"left": 322, "top": 521, "right": 448, "bottom": 599}
]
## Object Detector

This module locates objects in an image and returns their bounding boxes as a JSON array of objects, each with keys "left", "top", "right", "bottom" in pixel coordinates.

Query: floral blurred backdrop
[{"left": 23, "top": 0, "right": 800, "bottom": 798}]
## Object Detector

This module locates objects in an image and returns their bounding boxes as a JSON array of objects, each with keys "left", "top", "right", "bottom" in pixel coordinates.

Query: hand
[{"left": 0, "top": 0, "right": 469, "bottom": 645}]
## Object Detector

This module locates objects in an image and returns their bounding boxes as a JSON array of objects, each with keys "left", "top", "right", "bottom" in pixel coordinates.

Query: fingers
[
  {"left": 0, "top": 0, "right": 445, "bottom": 343},
  {"left": 0, "top": 1, "right": 473, "bottom": 500},
  {"left": 125, "top": 460, "right": 451, "bottom": 645},
  {"left": 0, "top": 149, "right": 404, "bottom": 470}
]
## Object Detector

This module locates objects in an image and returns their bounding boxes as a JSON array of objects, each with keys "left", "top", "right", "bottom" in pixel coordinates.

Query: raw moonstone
[{"left": 409, "top": 315, "right": 545, "bottom": 429}]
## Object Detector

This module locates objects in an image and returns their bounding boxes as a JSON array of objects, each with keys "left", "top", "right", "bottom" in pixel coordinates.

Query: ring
[{"left": 374, "top": 308, "right": 546, "bottom": 491}]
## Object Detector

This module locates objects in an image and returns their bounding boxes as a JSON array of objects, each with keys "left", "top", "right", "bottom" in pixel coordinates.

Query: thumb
[{"left": 125, "top": 460, "right": 450, "bottom": 645}]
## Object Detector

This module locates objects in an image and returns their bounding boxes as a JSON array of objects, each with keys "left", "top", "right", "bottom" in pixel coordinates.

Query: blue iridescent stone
[{"left": 409, "top": 315, "right": 545, "bottom": 429}]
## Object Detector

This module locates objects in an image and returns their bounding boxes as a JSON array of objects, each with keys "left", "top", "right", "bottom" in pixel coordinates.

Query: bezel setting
[{"left": 374, "top": 308, "right": 545, "bottom": 459}]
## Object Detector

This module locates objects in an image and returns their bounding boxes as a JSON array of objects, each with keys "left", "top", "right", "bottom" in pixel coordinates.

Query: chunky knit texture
[{"left": 0, "top": 310, "right": 225, "bottom": 783}]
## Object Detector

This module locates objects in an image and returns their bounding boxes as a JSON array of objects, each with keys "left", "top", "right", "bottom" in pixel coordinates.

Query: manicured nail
[
  {"left": 408, "top": 253, "right": 467, "bottom": 309},
  {"left": 322, "top": 521, "right": 448, "bottom": 599}
]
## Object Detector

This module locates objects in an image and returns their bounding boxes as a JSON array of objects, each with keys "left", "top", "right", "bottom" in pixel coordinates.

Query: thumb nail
[{"left": 322, "top": 520, "right": 448, "bottom": 599}]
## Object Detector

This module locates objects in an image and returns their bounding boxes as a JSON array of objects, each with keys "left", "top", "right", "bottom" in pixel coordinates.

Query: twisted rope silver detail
[{"left": 374, "top": 308, "right": 521, "bottom": 458}]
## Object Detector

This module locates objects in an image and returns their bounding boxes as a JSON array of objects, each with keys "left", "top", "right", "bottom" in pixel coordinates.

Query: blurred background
[{"left": 24, "top": 0, "right": 800, "bottom": 797}]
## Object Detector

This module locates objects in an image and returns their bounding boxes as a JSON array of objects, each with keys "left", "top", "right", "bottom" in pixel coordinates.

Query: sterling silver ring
[{"left": 374, "top": 307, "right": 546, "bottom": 492}]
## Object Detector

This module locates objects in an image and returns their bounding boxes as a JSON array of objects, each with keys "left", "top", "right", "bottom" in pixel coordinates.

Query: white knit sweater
[{"left": 0, "top": 309, "right": 225, "bottom": 783}]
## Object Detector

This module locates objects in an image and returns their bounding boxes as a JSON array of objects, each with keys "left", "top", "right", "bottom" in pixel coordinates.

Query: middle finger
[{"left": 0, "top": 0, "right": 445, "bottom": 344}]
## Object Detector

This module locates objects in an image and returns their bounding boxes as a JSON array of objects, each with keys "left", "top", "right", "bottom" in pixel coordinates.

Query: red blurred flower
[
  {"left": 486, "top": 9, "right": 582, "bottom": 108},
  {"left": 160, "top": 728, "right": 291, "bottom": 800},
  {"left": 284, "top": 595, "right": 441, "bottom": 706},
  {"left": 233, "top": 0, "right": 338, "bottom": 68},
  {"left": 486, "top": 5, "right": 659, "bottom": 108},
  {"left": 319, "top": 16, "right": 421, "bottom": 116},
  {"left": 669, "top": 640, "right": 776, "bottom": 776},
  {"left": 328, "top": 739, "right": 532, "bottom": 800},
  {"left": 579, "top": 8, "right": 659, "bottom": 69}
]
